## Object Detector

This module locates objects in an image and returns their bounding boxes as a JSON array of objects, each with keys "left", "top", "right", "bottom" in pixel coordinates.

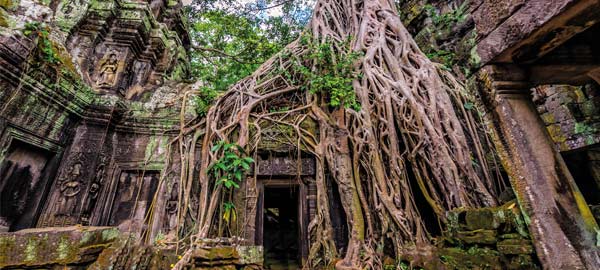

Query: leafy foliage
[
  {"left": 425, "top": 49, "right": 456, "bottom": 70},
  {"left": 194, "top": 86, "right": 219, "bottom": 117},
  {"left": 23, "top": 22, "right": 61, "bottom": 64},
  {"left": 293, "top": 35, "right": 362, "bottom": 110},
  {"left": 222, "top": 201, "right": 237, "bottom": 223},
  {"left": 186, "top": 0, "right": 312, "bottom": 114},
  {"left": 207, "top": 140, "right": 254, "bottom": 189},
  {"left": 423, "top": 2, "right": 468, "bottom": 29}
]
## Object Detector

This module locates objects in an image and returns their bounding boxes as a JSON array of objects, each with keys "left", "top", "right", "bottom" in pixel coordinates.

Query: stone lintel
[
  {"left": 476, "top": 0, "right": 600, "bottom": 65},
  {"left": 255, "top": 156, "right": 315, "bottom": 176},
  {"left": 529, "top": 64, "right": 600, "bottom": 85},
  {"left": 587, "top": 67, "right": 600, "bottom": 85}
]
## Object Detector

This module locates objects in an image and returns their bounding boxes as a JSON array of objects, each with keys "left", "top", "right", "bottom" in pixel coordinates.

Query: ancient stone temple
[{"left": 0, "top": 0, "right": 599, "bottom": 269}]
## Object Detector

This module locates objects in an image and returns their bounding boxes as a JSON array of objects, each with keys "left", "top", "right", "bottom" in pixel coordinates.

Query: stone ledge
[{"left": 0, "top": 226, "right": 119, "bottom": 268}]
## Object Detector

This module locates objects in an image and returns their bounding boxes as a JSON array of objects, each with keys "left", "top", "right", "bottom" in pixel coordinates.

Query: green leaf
[
  {"left": 240, "top": 162, "right": 251, "bottom": 171},
  {"left": 464, "top": 102, "right": 474, "bottom": 110},
  {"left": 211, "top": 143, "right": 221, "bottom": 152}
]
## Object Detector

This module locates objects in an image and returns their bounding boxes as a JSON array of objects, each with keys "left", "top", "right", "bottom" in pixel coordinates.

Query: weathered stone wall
[
  {"left": 534, "top": 84, "right": 600, "bottom": 151},
  {"left": 0, "top": 0, "right": 197, "bottom": 241},
  {"left": 439, "top": 204, "right": 538, "bottom": 270},
  {"left": 0, "top": 226, "right": 120, "bottom": 269}
]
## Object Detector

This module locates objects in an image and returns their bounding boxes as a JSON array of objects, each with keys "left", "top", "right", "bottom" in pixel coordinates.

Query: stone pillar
[{"left": 478, "top": 65, "right": 600, "bottom": 269}]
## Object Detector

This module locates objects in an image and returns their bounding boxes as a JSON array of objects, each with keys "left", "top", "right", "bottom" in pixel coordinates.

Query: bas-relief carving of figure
[
  {"left": 56, "top": 162, "right": 82, "bottom": 216},
  {"left": 165, "top": 182, "right": 178, "bottom": 230},
  {"left": 96, "top": 53, "right": 119, "bottom": 88},
  {"left": 81, "top": 159, "right": 106, "bottom": 224}
]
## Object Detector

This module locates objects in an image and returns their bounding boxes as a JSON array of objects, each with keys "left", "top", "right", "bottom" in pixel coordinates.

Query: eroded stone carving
[
  {"left": 165, "top": 181, "right": 178, "bottom": 231},
  {"left": 57, "top": 161, "right": 83, "bottom": 216},
  {"left": 96, "top": 53, "right": 119, "bottom": 88},
  {"left": 81, "top": 155, "right": 108, "bottom": 225}
]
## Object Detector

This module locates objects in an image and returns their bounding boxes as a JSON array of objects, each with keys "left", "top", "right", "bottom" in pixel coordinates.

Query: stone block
[
  {"left": 0, "top": 226, "right": 119, "bottom": 268},
  {"left": 497, "top": 239, "right": 534, "bottom": 255},
  {"left": 193, "top": 246, "right": 239, "bottom": 261},
  {"left": 465, "top": 208, "right": 503, "bottom": 230},
  {"left": 236, "top": 245, "right": 263, "bottom": 265},
  {"left": 553, "top": 105, "right": 576, "bottom": 123},
  {"left": 472, "top": 0, "right": 527, "bottom": 38},
  {"left": 540, "top": 112, "right": 556, "bottom": 124},
  {"left": 455, "top": 229, "right": 497, "bottom": 245}
]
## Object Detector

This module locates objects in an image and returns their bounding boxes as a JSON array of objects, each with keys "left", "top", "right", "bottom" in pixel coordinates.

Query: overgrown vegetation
[
  {"left": 207, "top": 140, "right": 253, "bottom": 235},
  {"left": 207, "top": 140, "right": 254, "bottom": 189},
  {"left": 23, "top": 22, "right": 61, "bottom": 64},
  {"left": 186, "top": 1, "right": 311, "bottom": 114},
  {"left": 421, "top": 3, "right": 469, "bottom": 69},
  {"left": 293, "top": 35, "right": 362, "bottom": 110},
  {"left": 171, "top": 1, "right": 504, "bottom": 270},
  {"left": 423, "top": 2, "right": 468, "bottom": 29}
]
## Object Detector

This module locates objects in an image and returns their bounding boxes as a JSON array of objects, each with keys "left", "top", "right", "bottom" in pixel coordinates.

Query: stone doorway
[
  {"left": 107, "top": 170, "right": 160, "bottom": 233},
  {"left": 257, "top": 180, "right": 308, "bottom": 270},
  {"left": 0, "top": 140, "right": 56, "bottom": 232}
]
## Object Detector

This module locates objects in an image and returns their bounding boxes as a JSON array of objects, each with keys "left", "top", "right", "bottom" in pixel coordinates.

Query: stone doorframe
[
  {"left": 477, "top": 64, "right": 600, "bottom": 269},
  {"left": 95, "top": 161, "right": 166, "bottom": 239},
  {"left": 0, "top": 124, "right": 64, "bottom": 229},
  {"left": 255, "top": 178, "right": 311, "bottom": 263}
]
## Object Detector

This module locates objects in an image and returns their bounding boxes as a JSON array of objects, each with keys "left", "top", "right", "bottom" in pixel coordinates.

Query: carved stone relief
[
  {"left": 95, "top": 52, "right": 120, "bottom": 89},
  {"left": 164, "top": 181, "right": 178, "bottom": 232},
  {"left": 81, "top": 154, "right": 108, "bottom": 225},
  {"left": 55, "top": 153, "right": 84, "bottom": 217}
]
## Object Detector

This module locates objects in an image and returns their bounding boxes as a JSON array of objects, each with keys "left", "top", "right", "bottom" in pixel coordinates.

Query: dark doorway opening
[
  {"left": 0, "top": 140, "right": 55, "bottom": 232},
  {"left": 563, "top": 146, "right": 600, "bottom": 206},
  {"left": 327, "top": 175, "right": 349, "bottom": 253},
  {"left": 263, "top": 185, "right": 301, "bottom": 270}
]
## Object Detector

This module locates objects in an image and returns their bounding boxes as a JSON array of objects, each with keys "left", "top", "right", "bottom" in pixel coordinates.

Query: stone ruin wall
[
  {"left": 0, "top": 0, "right": 194, "bottom": 243},
  {"left": 0, "top": 1, "right": 263, "bottom": 268},
  {"left": 1, "top": 0, "right": 599, "bottom": 269}
]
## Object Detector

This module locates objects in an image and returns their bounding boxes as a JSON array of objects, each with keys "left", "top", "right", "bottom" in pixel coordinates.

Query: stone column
[{"left": 478, "top": 65, "right": 600, "bottom": 269}]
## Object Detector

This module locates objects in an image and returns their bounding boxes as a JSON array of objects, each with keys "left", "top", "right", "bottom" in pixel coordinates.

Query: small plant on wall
[
  {"left": 208, "top": 140, "right": 254, "bottom": 189},
  {"left": 207, "top": 140, "right": 254, "bottom": 235}
]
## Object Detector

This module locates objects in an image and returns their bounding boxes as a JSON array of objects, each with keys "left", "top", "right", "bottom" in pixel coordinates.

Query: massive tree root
[{"left": 176, "top": 0, "right": 504, "bottom": 269}]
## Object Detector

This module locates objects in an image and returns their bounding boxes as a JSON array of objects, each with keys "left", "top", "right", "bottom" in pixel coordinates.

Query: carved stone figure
[
  {"left": 165, "top": 182, "right": 178, "bottom": 230},
  {"left": 57, "top": 162, "right": 82, "bottom": 216},
  {"left": 81, "top": 159, "right": 105, "bottom": 224},
  {"left": 96, "top": 53, "right": 119, "bottom": 87}
]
